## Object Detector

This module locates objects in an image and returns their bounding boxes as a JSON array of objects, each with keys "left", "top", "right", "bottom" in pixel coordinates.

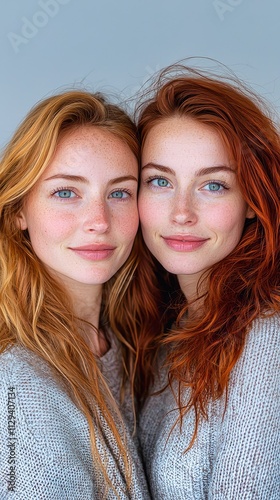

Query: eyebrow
[
  {"left": 44, "top": 174, "right": 138, "bottom": 184},
  {"left": 142, "top": 162, "right": 235, "bottom": 176}
]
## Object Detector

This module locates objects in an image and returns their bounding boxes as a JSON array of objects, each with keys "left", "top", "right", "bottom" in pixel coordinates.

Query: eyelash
[
  {"left": 50, "top": 186, "right": 77, "bottom": 198},
  {"left": 109, "top": 188, "right": 133, "bottom": 199},
  {"left": 202, "top": 180, "right": 229, "bottom": 192},
  {"left": 145, "top": 176, "right": 171, "bottom": 187},
  {"left": 50, "top": 187, "right": 133, "bottom": 200},
  {"left": 144, "top": 176, "right": 230, "bottom": 192}
]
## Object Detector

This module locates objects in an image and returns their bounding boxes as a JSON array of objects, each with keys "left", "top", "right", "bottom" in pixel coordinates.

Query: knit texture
[
  {"left": 0, "top": 337, "right": 151, "bottom": 499},
  {"left": 139, "top": 314, "right": 280, "bottom": 499}
]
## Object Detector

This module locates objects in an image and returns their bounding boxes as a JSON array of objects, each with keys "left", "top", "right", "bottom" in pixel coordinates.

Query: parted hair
[
  {"left": 0, "top": 89, "right": 141, "bottom": 496},
  {"left": 133, "top": 64, "right": 280, "bottom": 445}
]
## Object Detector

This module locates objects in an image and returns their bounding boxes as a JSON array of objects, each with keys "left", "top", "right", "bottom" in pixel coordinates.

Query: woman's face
[
  {"left": 138, "top": 116, "right": 255, "bottom": 296},
  {"left": 19, "top": 126, "right": 139, "bottom": 292}
]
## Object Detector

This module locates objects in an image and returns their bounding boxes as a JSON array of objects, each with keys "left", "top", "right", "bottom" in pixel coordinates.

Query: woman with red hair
[
  {"left": 134, "top": 66, "right": 280, "bottom": 498},
  {"left": 0, "top": 89, "right": 151, "bottom": 499}
]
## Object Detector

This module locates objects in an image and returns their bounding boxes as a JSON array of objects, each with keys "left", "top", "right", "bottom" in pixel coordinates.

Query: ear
[
  {"left": 246, "top": 206, "right": 256, "bottom": 219},
  {"left": 17, "top": 211, "right": 28, "bottom": 230}
]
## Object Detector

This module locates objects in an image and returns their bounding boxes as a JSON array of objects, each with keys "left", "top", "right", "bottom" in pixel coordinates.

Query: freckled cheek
[
  {"left": 110, "top": 198, "right": 138, "bottom": 233},
  {"left": 138, "top": 196, "right": 157, "bottom": 229},
  {"left": 39, "top": 212, "right": 77, "bottom": 241},
  {"left": 119, "top": 212, "right": 139, "bottom": 241},
  {"left": 206, "top": 206, "right": 245, "bottom": 237}
]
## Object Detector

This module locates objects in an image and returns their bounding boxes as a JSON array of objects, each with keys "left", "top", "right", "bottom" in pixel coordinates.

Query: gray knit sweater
[
  {"left": 139, "top": 314, "right": 280, "bottom": 499},
  {"left": 0, "top": 338, "right": 151, "bottom": 499}
]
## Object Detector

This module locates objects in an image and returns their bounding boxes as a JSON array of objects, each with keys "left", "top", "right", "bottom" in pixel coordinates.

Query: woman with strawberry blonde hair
[
  {"left": 0, "top": 89, "right": 150, "bottom": 499},
  {"left": 135, "top": 65, "right": 280, "bottom": 499}
]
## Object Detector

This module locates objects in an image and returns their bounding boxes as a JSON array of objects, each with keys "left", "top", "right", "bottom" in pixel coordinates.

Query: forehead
[
  {"left": 45, "top": 125, "right": 137, "bottom": 170},
  {"left": 28, "top": 126, "right": 138, "bottom": 189},
  {"left": 144, "top": 116, "right": 222, "bottom": 143},
  {"left": 56, "top": 125, "right": 128, "bottom": 154},
  {"left": 142, "top": 116, "right": 230, "bottom": 167}
]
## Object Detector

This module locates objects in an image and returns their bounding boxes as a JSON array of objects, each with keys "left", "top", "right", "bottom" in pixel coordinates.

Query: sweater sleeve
[
  {"left": 0, "top": 346, "right": 151, "bottom": 500},
  {"left": 209, "top": 315, "right": 280, "bottom": 500},
  {"left": 0, "top": 349, "right": 95, "bottom": 500}
]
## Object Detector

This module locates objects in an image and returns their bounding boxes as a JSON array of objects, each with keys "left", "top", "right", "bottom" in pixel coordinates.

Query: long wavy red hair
[
  {"left": 133, "top": 65, "right": 280, "bottom": 443},
  {"left": 0, "top": 89, "right": 143, "bottom": 495}
]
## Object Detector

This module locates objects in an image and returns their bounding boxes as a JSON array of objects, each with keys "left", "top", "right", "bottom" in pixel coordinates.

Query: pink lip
[
  {"left": 69, "top": 244, "right": 116, "bottom": 261},
  {"left": 162, "top": 235, "right": 208, "bottom": 252}
]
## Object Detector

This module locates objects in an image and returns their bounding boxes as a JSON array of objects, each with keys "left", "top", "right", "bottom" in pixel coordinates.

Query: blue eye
[
  {"left": 55, "top": 189, "right": 75, "bottom": 198},
  {"left": 150, "top": 177, "right": 170, "bottom": 187},
  {"left": 110, "top": 190, "right": 129, "bottom": 199},
  {"left": 205, "top": 182, "right": 224, "bottom": 192}
]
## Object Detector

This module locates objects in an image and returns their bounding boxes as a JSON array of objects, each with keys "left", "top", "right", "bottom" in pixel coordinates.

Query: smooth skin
[
  {"left": 19, "top": 125, "right": 139, "bottom": 352},
  {"left": 139, "top": 116, "right": 255, "bottom": 300}
]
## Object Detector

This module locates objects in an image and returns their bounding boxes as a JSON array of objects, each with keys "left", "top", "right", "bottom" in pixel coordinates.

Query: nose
[
  {"left": 82, "top": 198, "right": 110, "bottom": 233},
  {"left": 171, "top": 190, "right": 197, "bottom": 225}
]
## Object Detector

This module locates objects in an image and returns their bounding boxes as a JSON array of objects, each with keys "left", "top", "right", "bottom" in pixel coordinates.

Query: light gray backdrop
[{"left": 1, "top": 0, "right": 279, "bottom": 150}]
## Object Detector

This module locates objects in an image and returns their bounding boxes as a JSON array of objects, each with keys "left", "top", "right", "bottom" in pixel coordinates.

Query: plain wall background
[{"left": 1, "top": 0, "right": 279, "bottom": 150}]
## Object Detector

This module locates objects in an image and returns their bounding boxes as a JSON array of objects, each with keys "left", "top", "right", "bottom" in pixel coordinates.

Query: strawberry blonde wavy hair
[
  {"left": 134, "top": 64, "right": 280, "bottom": 445},
  {"left": 0, "top": 89, "right": 142, "bottom": 496}
]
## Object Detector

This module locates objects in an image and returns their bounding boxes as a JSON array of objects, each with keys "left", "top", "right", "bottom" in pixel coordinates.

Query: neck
[
  {"left": 64, "top": 280, "right": 109, "bottom": 356},
  {"left": 178, "top": 272, "right": 208, "bottom": 317}
]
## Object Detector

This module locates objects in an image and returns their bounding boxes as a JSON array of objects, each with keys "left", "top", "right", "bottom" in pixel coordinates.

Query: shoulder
[
  {"left": 219, "top": 312, "right": 280, "bottom": 424},
  {"left": 233, "top": 313, "right": 280, "bottom": 379},
  {"left": 0, "top": 345, "right": 89, "bottom": 442},
  {"left": 0, "top": 345, "right": 68, "bottom": 403},
  {"left": 0, "top": 344, "right": 53, "bottom": 380},
  {"left": 0, "top": 346, "right": 94, "bottom": 496},
  {"left": 208, "top": 313, "right": 280, "bottom": 498},
  {"left": 247, "top": 312, "right": 280, "bottom": 344},
  {"left": 210, "top": 312, "right": 280, "bottom": 440},
  {"left": 227, "top": 313, "right": 280, "bottom": 399}
]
